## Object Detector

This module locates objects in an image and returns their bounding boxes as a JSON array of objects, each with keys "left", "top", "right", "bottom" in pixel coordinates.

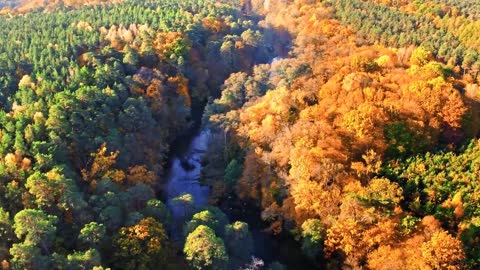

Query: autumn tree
[
  {"left": 410, "top": 47, "right": 433, "bottom": 67},
  {"left": 112, "top": 217, "right": 173, "bottom": 270},
  {"left": 81, "top": 144, "right": 125, "bottom": 187},
  {"left": 126, "top": 165, "right": 156, "bottom": 186},
  {"left": 183, "top": 225, "right": 229, "bottom": 270},
  {"left": 421, "top": 231, "right": 465, "bottom": 269}
]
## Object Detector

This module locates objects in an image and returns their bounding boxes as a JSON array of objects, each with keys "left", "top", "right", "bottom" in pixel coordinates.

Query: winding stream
[{"left": 166, "top": 129, "right": 211, "bottom": 239}]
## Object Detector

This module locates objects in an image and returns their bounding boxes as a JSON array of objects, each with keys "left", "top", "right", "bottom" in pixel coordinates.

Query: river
[
  {"left": 165, "top": 128, "right": 211, "bottom": 240},
  {"left": 163, "top": 55, "right": 322, "bottom": 269},
  {"left": 164, "top": 127, "right": 322, "bottom": 269}
]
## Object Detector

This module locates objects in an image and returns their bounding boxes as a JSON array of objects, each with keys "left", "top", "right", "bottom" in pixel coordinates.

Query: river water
[{"left": 165, "top": 129, "right": 211, "bottom": 239}]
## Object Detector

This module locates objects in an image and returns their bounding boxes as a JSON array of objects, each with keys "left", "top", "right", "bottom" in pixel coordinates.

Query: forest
[{"left": 0, "top": 0, "right": 480, "bottom": 269}]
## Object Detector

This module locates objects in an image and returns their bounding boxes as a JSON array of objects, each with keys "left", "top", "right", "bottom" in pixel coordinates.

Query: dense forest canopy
[
  {"left": 0, "top": 0, "right": 278, "bottom": 269},
  {"left": 1, "top": 0, "right": 480, "bottom": 269},
  {"left": 206, "top": 0, "right": 480, "bottom": 269}
]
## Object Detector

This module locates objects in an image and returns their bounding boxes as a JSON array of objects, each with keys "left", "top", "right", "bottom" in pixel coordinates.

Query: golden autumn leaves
[
  {"left": 205, "top": 0, "right": 475, "bottom": 268},
  {"left": 81, "top": 144, "right": 156, "bottom": 189}
]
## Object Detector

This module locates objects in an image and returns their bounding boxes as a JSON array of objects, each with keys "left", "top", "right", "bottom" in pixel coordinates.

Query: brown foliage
[
  {"left": 168, "top": 75, "right": 191, "bottom": 107},
  {"left": 201, "top": 18, "right": 227, "bottom": 34},
  {"left": 126, "top": 165, "right": 156, "bottom": 186},
  {"left": 81, "top": 143, "right": 125, "bottom": 188}
]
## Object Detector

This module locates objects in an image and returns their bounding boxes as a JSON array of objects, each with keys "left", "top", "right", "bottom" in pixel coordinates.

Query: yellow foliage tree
[{"left": 421, "top": 231, "right": 465, "bottom": 270}]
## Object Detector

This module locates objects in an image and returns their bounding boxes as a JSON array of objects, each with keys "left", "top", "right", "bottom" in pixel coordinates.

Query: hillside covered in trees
[
  {"left": 205, "top": 0, "right": 480, "bottom": 269},
  {"left": 1, "top": 0, "right": 480, "bottom": 269}
]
